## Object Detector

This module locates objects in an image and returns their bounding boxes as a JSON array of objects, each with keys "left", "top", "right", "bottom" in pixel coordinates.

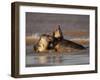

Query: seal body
[
  {"left": 34, "top": 34, "right": 54, "bottom": 52},
  {"left": 34, "top": 25, "right": 86, "bottom": 53}
]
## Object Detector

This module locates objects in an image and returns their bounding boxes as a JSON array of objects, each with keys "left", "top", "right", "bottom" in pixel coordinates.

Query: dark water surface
[{"left": 26, "top": 45, "right": 89, "bottom": 67}]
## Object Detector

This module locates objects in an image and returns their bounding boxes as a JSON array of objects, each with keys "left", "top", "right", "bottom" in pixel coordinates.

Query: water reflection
[
  {"left": 26, "top": 47, "right": 89, "bottom": 67},
  {"left": 34, "top": 54, "right": 63, "bottom": 65},
  {"left": 26, "top": 50, "right": 89, "bottom": 67},
  {"left": 37, "top": 55, "right": 48, "bottom": 64}
]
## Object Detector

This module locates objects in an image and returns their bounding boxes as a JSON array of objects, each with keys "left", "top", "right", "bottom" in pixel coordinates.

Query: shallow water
[{"left": 26, "top": 45, "right": 89, "bottom": 67}]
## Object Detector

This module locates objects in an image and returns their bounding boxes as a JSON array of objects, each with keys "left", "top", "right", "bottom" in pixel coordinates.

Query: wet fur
[{"left": 34, "top": 34, "right": 54, "bottom": 52}]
